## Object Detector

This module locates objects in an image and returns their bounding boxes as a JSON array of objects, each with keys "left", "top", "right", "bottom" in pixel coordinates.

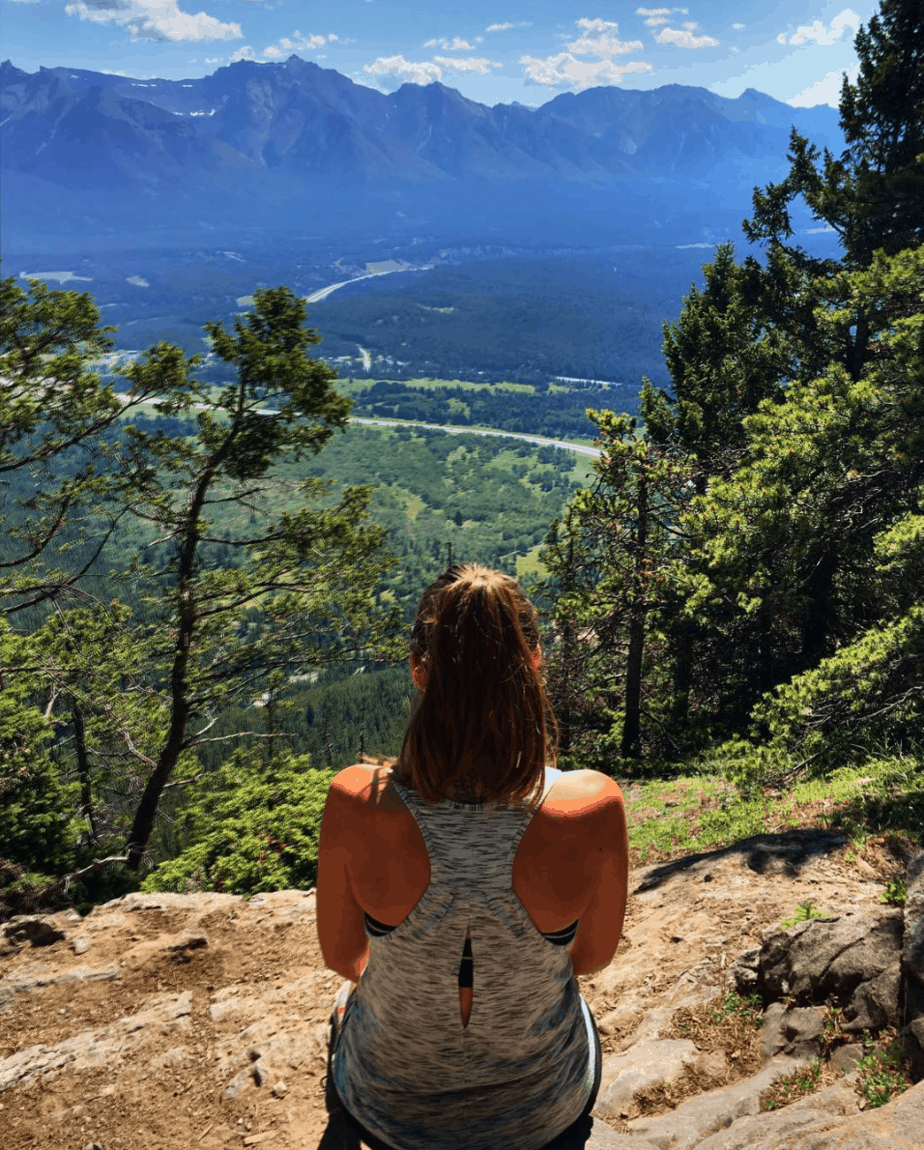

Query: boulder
[
  {"left": 757, "top": 912, "right": 903, "bottom": 1032},
  {"left": 778, "top": 1005, "right": 824, "bottom": 1060}
]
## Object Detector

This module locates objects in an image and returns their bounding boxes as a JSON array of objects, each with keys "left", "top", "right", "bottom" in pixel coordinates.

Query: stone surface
[
  {"left": 595, "top": 1039, "right": 699, "bottom": 1118},
  {"left": 690, "top": 1081, "right": 924, "bottom": 1150},
  {"left": 758, "top": 912, "right": 904, "bottom": 1031},
  {"left": 623, "top": 1057, "right": 804, "bottom": 1150},
  {"left": 1, "top": 836, "right": 919, "bottom": 1150},
  {"left": 0, "top": 991, "right": 192, "bottom": 1090}
]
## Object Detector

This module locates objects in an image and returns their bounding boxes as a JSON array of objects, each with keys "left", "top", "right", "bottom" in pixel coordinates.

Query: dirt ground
[{"left": 0, "top": 827, "right": 915, "bottom": 1150}]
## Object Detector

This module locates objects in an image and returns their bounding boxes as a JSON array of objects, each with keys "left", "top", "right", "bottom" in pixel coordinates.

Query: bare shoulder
[
  {"left": 331, "top": 763, "right": 402, "bottom": 811},
  {"left": 544, "top": 769, "right": 625, "bottom": 827}
]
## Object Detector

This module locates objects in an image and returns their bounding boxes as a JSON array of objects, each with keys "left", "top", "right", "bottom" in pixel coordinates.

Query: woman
[{"left": 316, "top": 564, "right": 629, "bottom": 1150}]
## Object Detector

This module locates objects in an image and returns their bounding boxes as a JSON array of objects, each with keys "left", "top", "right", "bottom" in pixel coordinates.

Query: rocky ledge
[{"left": 1, "top": 835, "right": 921, "bottom": 1149}]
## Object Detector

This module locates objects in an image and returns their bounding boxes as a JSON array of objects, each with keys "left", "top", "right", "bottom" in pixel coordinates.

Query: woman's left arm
[{"left": 316, "top": 770, "right": 371, "bottom": 984}]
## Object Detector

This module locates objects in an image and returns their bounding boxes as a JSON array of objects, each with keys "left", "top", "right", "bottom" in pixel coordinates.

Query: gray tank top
[{"left": 331, "top": 765, "right": 597, "bottom": 1150}]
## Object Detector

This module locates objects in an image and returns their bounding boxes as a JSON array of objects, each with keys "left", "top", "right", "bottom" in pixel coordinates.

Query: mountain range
[{"left": 0, "top": 56, "right": 844, "bottom": 252}]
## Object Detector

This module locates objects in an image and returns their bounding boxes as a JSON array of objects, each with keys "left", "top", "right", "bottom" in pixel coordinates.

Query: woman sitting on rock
[{"left": 316, "top": 563, "right": 629, "bottom": 1149}]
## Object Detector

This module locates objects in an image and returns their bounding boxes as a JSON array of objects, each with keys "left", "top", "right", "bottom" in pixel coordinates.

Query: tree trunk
[
  {"left": 670, "top": 623, "right": 694, "bottom": 736},
  {"left": 800, "top": 547, "right": 838, "bottom": 671},
  {"left": 72, "top": 703, "right": 99, "bottom": 846},
  {"left": 621, "top": 469, "right": 648, "bottom": 759}
]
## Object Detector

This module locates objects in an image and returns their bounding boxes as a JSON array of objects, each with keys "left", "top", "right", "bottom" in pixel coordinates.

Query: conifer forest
[{"left": 1, "top": 0, "right": 922, "bottom": 911}]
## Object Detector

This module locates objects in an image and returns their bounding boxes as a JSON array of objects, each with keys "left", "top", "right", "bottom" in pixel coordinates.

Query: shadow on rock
[{"left": 635, "top": 829, "right": 848, "bottom": 892}]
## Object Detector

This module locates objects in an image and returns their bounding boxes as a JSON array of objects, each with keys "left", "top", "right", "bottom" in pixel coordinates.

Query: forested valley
[{"left": 1, "top": 0, "right": 922, "bottom": 914}]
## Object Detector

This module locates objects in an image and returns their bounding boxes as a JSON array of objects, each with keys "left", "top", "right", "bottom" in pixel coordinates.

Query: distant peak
[{"left": 739, "top": 87, "right": 778, "bottom": 103}]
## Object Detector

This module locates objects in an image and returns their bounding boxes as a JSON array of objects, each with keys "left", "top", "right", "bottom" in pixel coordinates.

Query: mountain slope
[{"left": 0, "top": 57, "right": 844, "bottom": 250}]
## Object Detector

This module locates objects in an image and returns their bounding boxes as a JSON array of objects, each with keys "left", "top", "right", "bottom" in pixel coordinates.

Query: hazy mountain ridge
[
  {"left": 1, "top": 57, "right": 843, "bottom": 190},
  {"left": 0, "top": 56, "right": 845, "bottom": 252}
]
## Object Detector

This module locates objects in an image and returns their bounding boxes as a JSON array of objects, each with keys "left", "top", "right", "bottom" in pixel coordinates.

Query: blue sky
[{"left": 3, "top": 0, "right": 875, "bottom": 108}]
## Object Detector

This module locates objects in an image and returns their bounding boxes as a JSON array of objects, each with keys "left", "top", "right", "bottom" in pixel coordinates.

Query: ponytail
[{"left": 398, "top": 564, "right": 557, "bottom": 806}]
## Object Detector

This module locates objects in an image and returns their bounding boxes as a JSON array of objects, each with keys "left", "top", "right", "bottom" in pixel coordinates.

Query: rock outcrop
[{"left": 1, "top": 844, "right": 921, "bottom": 1149}]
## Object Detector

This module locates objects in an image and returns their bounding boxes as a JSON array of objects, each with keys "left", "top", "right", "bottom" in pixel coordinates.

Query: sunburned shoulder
[
  {"left": 545, "top": 768, "right": 624, "bottom": 820},
  {"left": 331, "top": 763, "right": 623, "bottom": 816},
  {"left": 331, "top": 762, "right": 398, "bottom": 807}
]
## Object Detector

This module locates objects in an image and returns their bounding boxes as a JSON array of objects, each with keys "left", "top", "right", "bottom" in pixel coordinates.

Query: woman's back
[
  {"left": 328, "top": 763, "right": 626, "bottom": 1150},
  {"left": 338, "top": 761, "right": 626, "bottom": 978},
  {"left": 318, "top": 564, "right": 630, "bottom": 1149}
]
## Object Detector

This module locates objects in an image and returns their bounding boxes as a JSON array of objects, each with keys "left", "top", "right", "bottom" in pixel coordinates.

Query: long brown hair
[{"left": 397, "top": 563, "right": 558, "bottom": 807}]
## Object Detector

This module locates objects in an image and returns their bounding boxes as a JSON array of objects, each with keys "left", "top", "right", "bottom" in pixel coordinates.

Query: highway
[
  {"left": 113, "top": 393, "right": 601, "bottom": 459},
  {"left": 350, "top": 417, "right": 600, "bottom": 458}
]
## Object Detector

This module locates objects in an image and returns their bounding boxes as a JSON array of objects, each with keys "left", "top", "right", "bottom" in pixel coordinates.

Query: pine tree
[
  {"left": 542, "top": 411, "right": 692, "bottom": 762},
  {"left": 745, "top": 0, "right": 923, "bottom": 271},
  {"left": 112, "top": 286, "right": 399, "bottom": 869},
  {"left": 0, "top": 270, "right": 157, "bottom": 609}
]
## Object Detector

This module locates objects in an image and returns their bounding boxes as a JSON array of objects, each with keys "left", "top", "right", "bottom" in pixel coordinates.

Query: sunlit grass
[{"left": 622, "top": 759, "right": 924, "bottom": 864}]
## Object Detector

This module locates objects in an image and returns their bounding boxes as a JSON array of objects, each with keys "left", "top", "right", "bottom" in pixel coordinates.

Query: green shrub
[
  {"left": 141, "top": 751, "right": 335, "bottom": 896},
  {"left": 781, "top": 900, "right": 832, "bottom": 929},
  {"left": 0, "top": 623, "right": 83, "bottom": 877},
  {"left": 855, "top": 1033, "right": 911, "bottom": 1108},
  {"left": 880, "top": 877, "right": 908, "bottom": 906}
]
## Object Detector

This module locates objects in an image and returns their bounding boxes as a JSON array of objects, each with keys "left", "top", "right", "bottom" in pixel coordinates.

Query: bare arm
[{"left": 566, "top": 776, "right": 629, "bottom": 978}]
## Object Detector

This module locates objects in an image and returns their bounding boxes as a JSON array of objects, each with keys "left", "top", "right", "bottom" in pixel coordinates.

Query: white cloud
[
  {"left": 364, "top": 54, "right": 443, "bottom": 85},
  {"left": 523, "top": 14, "right": 652, "bottom": 88},
  {"left": 63, "top": 0, "right": 241, "bottom": 42},
  {"left": 779, "top": 9, "right": 860, "bottom": 47},
  {"left": 567, "top": 19, "right": 644, "bottom": 59},
  {"left": 635, "top": 6, "right": 672, "bottom": 13},
  {"left": 787, "top": 64, "right": 858, "bottom": 107},
  {"left": 432, "top": 55, "right": 501, "bottom": 74},
  {"left": 681, "top": 21, "right": 697, "bottom": 30},
  {"left": 101, "top": 68, "right": 128, "bottom": 74},
  {"left": 645, "top": 16, "right": 669, "bottom": 25},
  {"left": 653, "top": 25, "right": 719, "bottom": 48},
  {"left": 280, "top": 32, "right": 333, "bottom": 50},
  {"left": 486, "top": 22, "right": 512, "bottom": 32},
  {"left": 205, "top": 56, "right": 220, "bottom": 63},
  {"left": 731, "top": 22, "right": 744, "bottom": 30},
  {"left": 230, "top": 45, "right": 255, "bottom": 60},
  {"left": 521, "top": 52, "right": 653, "bottom": 89},
  {"left": 424, "top": 37, "right": 474, "bottom": 50},
  {"left": 259, "top": 31, "right": 337, "bottom": 58}
]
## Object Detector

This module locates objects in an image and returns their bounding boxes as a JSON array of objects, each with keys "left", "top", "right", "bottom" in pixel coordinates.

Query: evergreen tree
[
  {"left": 0, "top": 270, "right": 157, "bottom": 609},
  {"left": 542, "top": 411, "right": 692, "bottom": 762},
  {"left": 699, "top": 245, "right": 924, "bottom": 781},
  {"left": 647, "top": 243, "right": 791, "bottom": 482},
  {"left": 745, "top": 0, "right": 923, "bottom": 272},
  {"left": 111, "top": 286, "right": 399, "bottom": 869}
]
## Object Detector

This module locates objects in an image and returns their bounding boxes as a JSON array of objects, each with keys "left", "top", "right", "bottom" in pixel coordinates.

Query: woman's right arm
[{"left": 566, "top": 775, "right": 629, "bottom": 978}]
